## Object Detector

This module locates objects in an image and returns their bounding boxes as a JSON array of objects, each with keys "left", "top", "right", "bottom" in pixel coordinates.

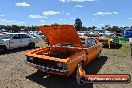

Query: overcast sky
[{"left": 0, "top": 0, "right": 132, "bottom": 27}]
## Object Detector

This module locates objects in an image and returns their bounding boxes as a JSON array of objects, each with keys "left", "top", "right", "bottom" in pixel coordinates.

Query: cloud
[
  {"left": 28, "top": 15, "right": 43, "bottom": 18},
  {"left": 59, "top": 0, "right": 66, "bottom": 3},
  {"left": 16, "top": 2, "right": 30, "bottom": 7},
  {"left": 0, "top": 18, "right": 16, "bottom": 23},
  {"left": 92, "top": 18, "right": 95, "bottom": 21},
  {"left": 59, "top": 19, "right": 63, "bottom": 21},
  {"left": 66, "top": 13, "right": 70, "bottom": 15},
  {"left": 128, "top": 18, "right": 132, "bottom": 20},
  {"left": 59, "top": 0, "right": 96, "bottom": 3},
  {"left": 113, "top": 12, "right": 118, "bottom": 15},
  {"left": 43, "top": 11, "right": 60, "bottom": 16},
  {"left": 0, "top": 19, "right": 25, "bottom": 24},
  {"left": 18, "top": 22, "right": 26, "bottom": 24},
  {"left": 40, "top": 20, "right": 47, "bottom": 23},
  {"left": 74, "top": 5, "right": 83, "bottom": 7},
  {"left": 70, "top": 17, "right": 74, "bottom": 20},
  {"left": 0, "top": 14, "right": 5, "bottom": 17},
  {"left": 5, "top": 20, "right": 16, "bottom": 23},
  {"left": 28, "top": 15, "right": 42, "bottom": 18},
  {"left": 0, "top": 18, "right": 6, "bottom": 22},
  {"left": 99, "top": 24, "right": 105, "bottom": 26},
  {"left": 94, "top": 11, "right": 119, "bottom": 16},
  {"left": 28, "top": 11, "right": 60, "bottom": 19}
]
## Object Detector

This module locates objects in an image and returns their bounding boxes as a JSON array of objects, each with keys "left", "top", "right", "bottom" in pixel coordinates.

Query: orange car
[{"left": 25, "top": 24, "right": 103, "bottom": 76}]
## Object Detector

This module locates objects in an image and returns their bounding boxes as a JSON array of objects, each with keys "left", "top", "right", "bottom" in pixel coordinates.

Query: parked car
[
  {"left": 99, "top": 33, "right": 117, "bottom": 46},
  {"left": 0, "top": 33, "right": 5, "bottom": 37},
  {"left": 25, "top": 25, "right": 103, "bottom": 77},
  {"left": 0, "top": 33, "right": 39, "bottom": 52},
  {"left": 124, "top": 28, "right": 132, "bottom": 38}
]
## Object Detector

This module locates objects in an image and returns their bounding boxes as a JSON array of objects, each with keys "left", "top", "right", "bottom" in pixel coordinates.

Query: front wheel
[
  {"left": 71, "top": 62, "right": 84, "bottom": 78},
  {"left": 28, "top": 42, "right": 35, "bottom": 48}
]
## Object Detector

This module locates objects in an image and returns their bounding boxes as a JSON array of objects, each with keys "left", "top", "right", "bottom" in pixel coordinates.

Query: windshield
[
  {"left": 0, "top": 34, "right": 13, "bottom": 39},
  {"left": 54, "top": 44, "right": 79, "bottom": 47}
]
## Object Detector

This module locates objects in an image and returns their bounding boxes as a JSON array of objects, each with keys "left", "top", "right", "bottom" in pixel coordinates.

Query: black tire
[
  {"left": 36, "top": 70, "right": 47, "bottom": 77},
  {"left": 0, "top": 45, "right": 7, "bottom": 53},
  {"left": 71, "top": 62, "right": 84, "bottom": 78},
  {"left": 28, "top": 42, "right": 35, "bottom": 48},
  {"left": 114, "top": 43, "right": 117, "bottom": 48}
]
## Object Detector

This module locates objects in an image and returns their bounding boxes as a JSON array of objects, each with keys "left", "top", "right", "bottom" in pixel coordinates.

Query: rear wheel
[
  {"left": 28, "top": 42, "right": 35, "bottom": 48},
  {"left": 0, "top": 46, "right": 7, "bottom": 53}
]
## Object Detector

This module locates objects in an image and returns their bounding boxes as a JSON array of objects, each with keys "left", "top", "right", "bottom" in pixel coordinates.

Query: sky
[{"left": 0, "top": 0, "right": 132, "bottom": 27}]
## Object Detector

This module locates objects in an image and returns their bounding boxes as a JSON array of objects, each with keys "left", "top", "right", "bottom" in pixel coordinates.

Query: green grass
[{"left": 102, "top": 43, "right": 131, "bottom": 57}]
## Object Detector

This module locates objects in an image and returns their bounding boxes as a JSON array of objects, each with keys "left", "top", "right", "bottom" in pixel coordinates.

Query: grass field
[{"left": 103, "top": 43, "right": 131, "bottom": 57}]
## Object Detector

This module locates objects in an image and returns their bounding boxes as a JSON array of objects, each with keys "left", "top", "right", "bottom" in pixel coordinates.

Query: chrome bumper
[{"left": 25, "top": 61, "right": 69, "bottom": 74}]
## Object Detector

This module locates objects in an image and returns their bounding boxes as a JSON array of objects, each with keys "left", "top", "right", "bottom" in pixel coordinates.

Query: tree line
[
  {"left": 0, "top": 18, "right": 131, "bottom": 33},
  {"left": 0, "top": 25, "right": 37, "bottom": 32},
  {"left": 74, "top": 18, "right": 132, "bottom": 33}
]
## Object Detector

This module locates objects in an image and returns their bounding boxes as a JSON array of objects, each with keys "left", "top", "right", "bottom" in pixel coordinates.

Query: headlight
[
  {"left": 64, "top": 63, "right": 68, "bottom": 70},
  {"left": 57, "top": 62, "right": 63, "bottom": 68}
]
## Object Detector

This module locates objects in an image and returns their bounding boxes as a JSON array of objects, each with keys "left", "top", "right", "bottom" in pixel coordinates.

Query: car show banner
[{"left": 76, "top": 65, "right": 131, "bottom": 85}]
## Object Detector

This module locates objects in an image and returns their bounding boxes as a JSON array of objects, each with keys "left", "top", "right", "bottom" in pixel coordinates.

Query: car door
[
  {"left": 21, "top": 34, "right": 32, "bottom": 47},
  {"left": 85, "top": 38, "right": 97, "bottom": 64},
  {"left": 9, "top": 34, "right": 22, "bottom": 49}
]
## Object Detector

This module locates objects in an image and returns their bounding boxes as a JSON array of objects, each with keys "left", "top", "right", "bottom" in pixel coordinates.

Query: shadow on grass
[
  {"left": 84, "top": 56, "right": 108, "bottom": 75},
  {"left": 0, "top": 46, "right": 40, "bottom": 55},
  {"left": 26, "top": 56, "right": 108, "bottom": 88}
]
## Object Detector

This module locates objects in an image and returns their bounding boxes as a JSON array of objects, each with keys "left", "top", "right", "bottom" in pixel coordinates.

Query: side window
[
  {"left": 87, "top": 38, "right": 96, "bottom": 47},
  {"left": 21, "top": 34, "right": 30, "bottom": 39},
  {"left": 12, "top": 34, "right": 21, "bottom": 39}
]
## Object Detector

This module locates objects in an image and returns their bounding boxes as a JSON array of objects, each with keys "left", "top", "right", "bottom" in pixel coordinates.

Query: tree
[
  {"left": 87, "top": 27, "right": 92, "bottom": 31},
  {"left": 111, "top": 26, "right": 120, "bottom": 32},
  {"left": 91, "top": 26, "right": 96, "bottom": 30},
  {"left": 82, "top": 26, "right": 88, "bottom": 31},
  {"left": 74, "top": 18, "right": 82, "bottom": 31}
]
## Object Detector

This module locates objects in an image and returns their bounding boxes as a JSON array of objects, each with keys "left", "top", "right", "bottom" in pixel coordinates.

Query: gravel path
[{"left": 0, "top": 44, "right": 132, "bottom": 88}]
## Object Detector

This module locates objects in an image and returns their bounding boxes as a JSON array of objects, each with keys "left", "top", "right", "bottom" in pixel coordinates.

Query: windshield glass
[
  {"left": 54, "top": 44, "right": 79, "bottom": 47},
  {"left": 0, "top": 34, "right": 13, "bottom": 39}
]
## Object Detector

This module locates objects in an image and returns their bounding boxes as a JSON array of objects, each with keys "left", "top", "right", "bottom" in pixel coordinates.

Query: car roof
[
  {"left": 79, "top": 36, "right": 98, "bottom": 39},
  {"left": 6, "top": 33, "right": 27, "bottom": 35}
]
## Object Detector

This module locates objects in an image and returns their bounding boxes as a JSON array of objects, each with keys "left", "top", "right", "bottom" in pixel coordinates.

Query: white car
[{"left": 0, "top": 33, "right": 39, "bottom": 52}]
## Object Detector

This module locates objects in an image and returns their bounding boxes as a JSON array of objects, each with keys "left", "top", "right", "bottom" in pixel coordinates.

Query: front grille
[{"left": 27, "top": 57, "right": 62, "bottom": 69}]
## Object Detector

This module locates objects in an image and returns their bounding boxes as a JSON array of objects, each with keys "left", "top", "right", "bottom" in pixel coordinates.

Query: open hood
[{"left": 38, "top": 24, "right": 83, "bottom": 46}]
